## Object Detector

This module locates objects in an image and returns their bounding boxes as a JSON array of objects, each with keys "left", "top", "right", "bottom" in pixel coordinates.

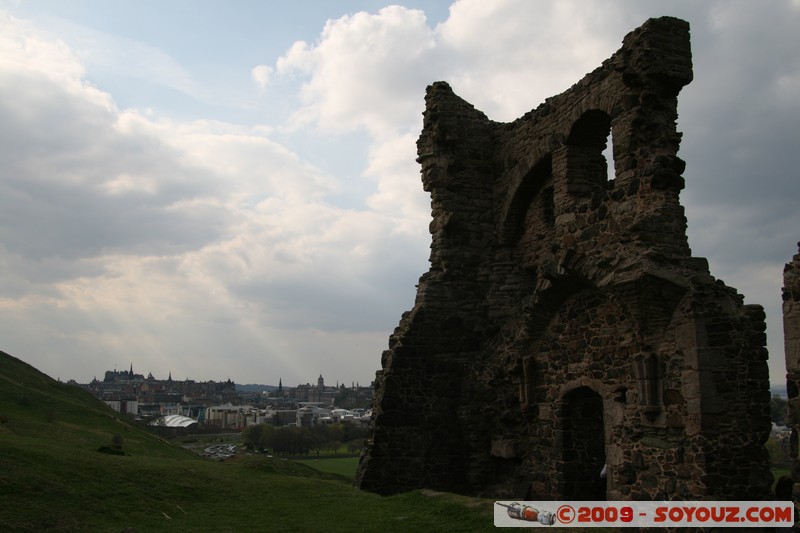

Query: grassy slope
[
  {"left": 294, "top": 456, "right": 360, "bottom": 478},
  {"left": 0, "top": 351, "right": 497, "bottom": 532}
]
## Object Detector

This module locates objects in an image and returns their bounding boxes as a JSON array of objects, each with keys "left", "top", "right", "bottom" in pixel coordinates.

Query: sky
[{"left": 0, "top": 1, "right": 798, "bottom": 388}]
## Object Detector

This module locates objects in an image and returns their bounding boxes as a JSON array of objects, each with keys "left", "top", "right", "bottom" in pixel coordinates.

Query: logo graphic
[{"left": 495, "top": 502, "right": 556, "bottom": 525}]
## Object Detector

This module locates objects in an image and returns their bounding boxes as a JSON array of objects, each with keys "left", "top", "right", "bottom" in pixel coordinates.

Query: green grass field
[
  {"left": 19, "top": 346, "right": 779, "bottom": 532},
  {"left": 294, "top": 456, "right": 360, "bottom": 479},
  {"left": 0, "top": 350, "right": 497, "bottom": 532}
]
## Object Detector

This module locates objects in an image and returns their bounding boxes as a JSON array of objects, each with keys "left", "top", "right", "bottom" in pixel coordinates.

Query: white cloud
[
  {"left": 0, "top": 12, "right": 87, "bottom": 86},
  {"left": 1, "top": 1, "right": 798, "bottom": 388},
  {"left": 435, "top": 0, "right": 626, "bottom": 120},
  {"left": 102, "top": 173, "right": 158, "bottom": 196},
  {"left": 251, "top": 64, "right": 273, "bottom": 90},
  {"left": 0, "top": 8, "right": 429, "bottom": 385},
  {"left": 264, "top": 0, "right": 800, "bottom": 387},
  {"left": 363, "top": 132, "right": 429, "bottom": 233},
  {"left": 275, "top": 5, "right": 439, "bottom": 135}
]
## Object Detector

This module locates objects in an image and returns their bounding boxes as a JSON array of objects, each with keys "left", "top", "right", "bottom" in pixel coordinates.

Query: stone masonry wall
[
  {"left": 355, "top": 17, "right": 773, "bottom": 501},
  {"left": 784, "top": 245, "right": 800, "bottom": 498}
]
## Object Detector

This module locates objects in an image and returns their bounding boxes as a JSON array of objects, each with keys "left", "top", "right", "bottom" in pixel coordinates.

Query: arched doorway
[{"left": 559, "top": 387, "right": 606, "bottom": 500}]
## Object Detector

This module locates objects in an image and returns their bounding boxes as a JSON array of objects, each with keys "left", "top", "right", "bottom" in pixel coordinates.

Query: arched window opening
[
  {"left": 501, "top": 155, "right": 553, "bottom": 245},
  {"left": 558, "top": 387, "right": 606, "bottom": 500},
  {"left": 566, "top": 110, "right": 614, "bottom": 193},
  {"left": 602, "top": 142, "right": 615, "bottom": 182}
]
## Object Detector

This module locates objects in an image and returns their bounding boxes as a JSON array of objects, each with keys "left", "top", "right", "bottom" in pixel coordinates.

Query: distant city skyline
[
  {"left": 1, "top": 1, "right": 798, "bottom": 386},
  {"left": 86, "top": 362, "right": 366, "bottom": 390}
]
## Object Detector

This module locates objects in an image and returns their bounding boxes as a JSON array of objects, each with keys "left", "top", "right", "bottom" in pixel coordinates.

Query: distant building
[
  {"left": 150, "top": 414, "right": 198, "bottom": 429},
  {"left": 296, "top": 404, "right": 331, "bottom": 427},
  {"left": 287, "top": 374, "right": 373, "bottom": 408},
  {"left": 205, "top": 404, "right": 251, "bottom": 430},
  {"left": 103, "top": 398, "right": 138, "bottom": 415},
  {"left": 82, "top": 367, "right": 372, "bottom": 428}
]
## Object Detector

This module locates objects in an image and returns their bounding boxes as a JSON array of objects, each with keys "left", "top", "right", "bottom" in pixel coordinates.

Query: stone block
[{"left": 490, "top": 439, "right": 521, "bottom": 459}]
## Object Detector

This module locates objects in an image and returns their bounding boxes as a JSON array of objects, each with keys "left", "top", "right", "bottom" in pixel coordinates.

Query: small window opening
[{"left": 602, "top": 139, "right": 614, "bottom": 182}]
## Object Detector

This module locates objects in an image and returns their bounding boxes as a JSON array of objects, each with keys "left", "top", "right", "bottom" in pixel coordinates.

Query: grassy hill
[{"left": 0, "top": 350, "right": 497, "bottom": 532}]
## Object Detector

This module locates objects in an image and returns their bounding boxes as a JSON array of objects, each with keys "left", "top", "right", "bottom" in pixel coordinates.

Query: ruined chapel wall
[
  {"left": 356, "top": 16, "right": 773, "bottom": 500},
  {"left": 681, "top": 286, "right": 772, "bottom": 498},
  {"left": 471, "top": 272, "right": 771, "bottom": 501},
  {"left": 784, "top": 245, "right": 800, "bottom": 487},
  {"left": 494, "top": 16, "right": 693, "bottom": 281},
  {"left": 355, "top": 86, "right": 497, "bottom": 495}
]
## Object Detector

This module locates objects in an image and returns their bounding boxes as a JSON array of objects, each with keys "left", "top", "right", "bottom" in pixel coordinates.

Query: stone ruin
[
  {"left": 785, "top": 245, "right": 800, "bottom": 497},
  {"left": 355, "top": 17, "right": 774, "bottom": 501}
]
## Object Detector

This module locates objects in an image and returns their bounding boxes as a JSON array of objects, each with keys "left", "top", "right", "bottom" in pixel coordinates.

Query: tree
[
  {"left": 338, "top": 422, "right": 368, "bottom": 442},
  {"left": 327, "top": 423, "right": 344, "bottom": 445},
  {"left": 306, "top": 425, "right": 333, "bottom": 456},
  {"left": 291, "top": 427, "right": 316, "bottom": 456},
  {"left": 242, "top": 424, "right": 263, "bottom": 451},
  {"left": 771, "top": 395, "right": 788, "bottom": 425},
  {"left": 267, "top": 426, "right": 295, "bottom": 456},
  {"left": 242, "top": 424, "right": 275, "bottom": 452},
  {"left": 348, "top": 438, "right": 365, "bottom": 454},
  {"left": 766, "top": 434, "right": 791, "bottom": 467}
]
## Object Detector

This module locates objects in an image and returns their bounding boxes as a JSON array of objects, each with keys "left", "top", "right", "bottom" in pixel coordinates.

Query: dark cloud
[
  {"left": 674, "top": 2, "right": 800, "bottom": 273},
  {"left": 0, "top": 68, "right": 232, "bottom": 265},
  {"left": 228, "top": 229, "right": 428, "bottom": 332},
  {"left": 0, "top": 177, "right": 230, "bottom": 261}
]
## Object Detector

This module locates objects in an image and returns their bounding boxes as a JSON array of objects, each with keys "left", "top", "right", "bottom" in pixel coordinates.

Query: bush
[
  {"left": 347, "top": 439, "right": 365, "bottom": 453},
  {"left": 766, "top": 433, "right": 791, "bottom": 467},
  {"left": 97, "top": 445, "right": 126, "bottom": 456}
]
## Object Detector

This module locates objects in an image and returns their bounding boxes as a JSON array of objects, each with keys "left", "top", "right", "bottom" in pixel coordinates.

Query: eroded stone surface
[
  {"left": 784, "top": 244, "right": 800, "bottom": 497},
  {"left": 355, "top": 17, "right": 772, "bottom": 501}
]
